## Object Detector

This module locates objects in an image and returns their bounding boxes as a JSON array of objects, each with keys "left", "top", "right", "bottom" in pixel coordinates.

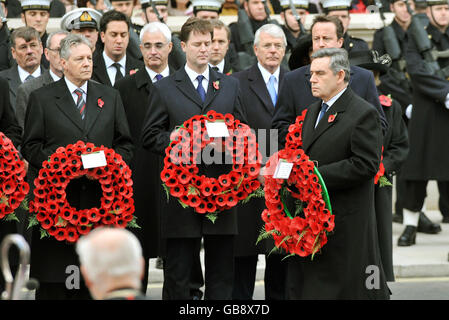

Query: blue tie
[
  {"left": 316, "top": 102, "right": 329, "bottom": 128},
  {"left": 267, "top": 75, "right": 277, "bottom": 107},
  {"left": 155, "top": 74, "right": 163, "bottom": 81},
  {"left": 196, "top": 75, "right": 206, "bottom": 102}
]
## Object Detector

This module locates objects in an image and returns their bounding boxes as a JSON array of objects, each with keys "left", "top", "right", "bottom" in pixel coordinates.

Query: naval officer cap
[
  {"left": 426, "top": 0, "right": 448, "bottom": 6},
  {"left": 191, "top": 0, "right": 225, "bottom": 13},
  {"left": 280, "top": 0, "right": 309, "bottom": 11},
  {"left": 321, "top": 0, "right": 351, "bottom": 12},
  {"left": 140, "top": 0, "right": 168, "bottom": 9},
  {"left": 60, "top": 8, "right": 102, "bottom": 31},
  {"left": 20, "top": 0, "right": 52, "bottom": 11}
]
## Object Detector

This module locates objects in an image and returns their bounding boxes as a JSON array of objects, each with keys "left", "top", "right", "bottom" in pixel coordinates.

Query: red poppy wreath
[
  {"left": 28, "top": 141, "right": 137, "bottom": 243},
  {"left": 0, "top": 132, "right": 29, "bottom": 222},
  {"left": 259, "top": 112, "right": 334, "bottom": 259},
  {"left": 161, "top": 110, "right": 263, "bottom": 223}
]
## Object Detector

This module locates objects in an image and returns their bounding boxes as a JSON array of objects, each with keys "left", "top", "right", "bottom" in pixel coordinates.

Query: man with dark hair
[
  {"left": 0, "top": 26, "right": 44, "bottom": 111},
  {"left": 208, "top": 19, "right": 239, "bottom": 74},
  {"left": 272, "top": 15, "right": 387, "bottom": 147},
  {"left": 92, "top": 10, "right": 143, "bottom": 86},
  {"left": 141, "top": 17, "right": 246, "bottom": 300},
  {"left": 321, "top": 0, "right": 369, "bottom": 53},
  {"left": 109, "top": 0, "right": 142, "bottom": 59},
  {"left": 22, "top": 33, "right": 133, "bottom": 300}
]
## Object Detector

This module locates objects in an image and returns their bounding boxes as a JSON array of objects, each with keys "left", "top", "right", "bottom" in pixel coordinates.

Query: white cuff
[
  {"left": 445, "top": 93, "right": 449, "bottom": 109},
  {"left": 405, "top": 104, "right": 413, "bottom": 119}
]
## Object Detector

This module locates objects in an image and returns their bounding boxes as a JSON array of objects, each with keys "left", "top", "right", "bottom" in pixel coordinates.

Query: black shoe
[
  {"left": 442, "top": 216, "right": 449, "bottom": 223},
  {"left": 397, "top": 226, "right": 417, "bottom": 246},
  {"left": 392, "top": 213, "right": 403, "bottom": 224},
  {"left": 417, "top": 212, "right": 442, "bottom": 234}
]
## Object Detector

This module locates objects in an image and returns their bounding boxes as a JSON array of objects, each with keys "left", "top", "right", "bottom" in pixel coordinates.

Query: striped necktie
[{"left": 74, "top": 88, "right": 86, "bottom": 120}]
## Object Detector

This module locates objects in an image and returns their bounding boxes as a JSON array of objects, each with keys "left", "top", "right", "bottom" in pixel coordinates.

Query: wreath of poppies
[
  {"left": 29, "top": 141, "right": 136, "bottom": 243},
  {"left": 161, "top": 110, "right": 263, "bottom": 222},
  {"left": 260, "top": 111, "right": 334, "bottom": 259},
  {"left": 0, "top": 132, "right": 29, "bottom": 221}
]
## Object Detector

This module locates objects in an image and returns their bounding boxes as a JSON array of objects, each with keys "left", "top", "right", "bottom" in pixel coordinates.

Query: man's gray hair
[
  {"left": 140, "top": 21, "right": 172, "bottom": 43},
  {"left": 46, "top": 30, "right": 70, "bottom": 49},
  {"left": 311, "top": 48, "right": 350, "bottom": 83},
  {"left": 76, "top": 227, "right": 143, "bottom": 282},
  {"left": 59, "top": 34, "right": 93, "bottom": 60},
  {"left": 254, "top": 23, "right": 287, "bottom": 48}
]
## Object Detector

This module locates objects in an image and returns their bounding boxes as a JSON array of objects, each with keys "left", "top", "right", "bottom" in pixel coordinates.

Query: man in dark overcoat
[
  {"left": 114, "top": 21, "right": 174, "bottom": 293},
  {"left": 232, "top": 23, "right": 288, "bottom": 300},
  {"left": 22, "top": 34, "right": 133, "bottom": 300},
  {"left": 398, "top": 0, "right": 449, "bottom": 245},
  {"left": 286, "top": 48, "right": 390, "bottom": 299},
  {"left": 141, "top": 17, "right": 246, "bottom": 300}
]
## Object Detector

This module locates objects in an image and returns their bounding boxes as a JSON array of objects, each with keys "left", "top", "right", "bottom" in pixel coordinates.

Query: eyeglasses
[
  {"left": 142, "top": 42, "right": 168, "bottom": 50},
  {"left": 260, "top": 43, "right": 285, "bottom": 50},
  {"left": 47, "top": 47, "right": 61, "bottom": 53}
]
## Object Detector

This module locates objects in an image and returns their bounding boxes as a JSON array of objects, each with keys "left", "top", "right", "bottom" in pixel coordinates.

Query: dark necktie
[
  {"left": 211, "top": 66, "right": 219, "bottom": 72},
  {"left": 316, "top": 102, "right": 329, "bottom": 128},
  {"left": 74, "top": 88, "right": 86, "bottom": 120},
  {"left": 196, "top": 75, "right": 206, "bottom": 102},
  {"left": 113, "top": 63, "right": 123, "bottom": 83},
  {"left": 155, "top": 74, "right": 163, "bottom": 81},
  {"left": 24, "top": 74, "right": 34, "bottom": 82}
]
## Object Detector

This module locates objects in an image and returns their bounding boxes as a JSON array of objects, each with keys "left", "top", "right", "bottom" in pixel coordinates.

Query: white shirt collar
[
  {"left": 257, "top": 63, "right": 280, "bottom": 85},
  {"left": 146, "top": 65, "right": 170, "bottom": 83},
  {"left": 103, "top": 51, "right": 126, "bottom": 70},
  {"left": 209, "top": 59, "right": 225, "bottom": 74},
  {"left": 323, "top": 86, "right": 348, "bottom": 108},
  {"left": 18, "top": 65, "right": 41, "bottom": 83},
  {"left": 64, "top": 77, "right": 88, "bottom": 96},
  {"left": 184, "top": 63, "right": 209, "bottom": 85},
  {"left": 49, "top": 69, "right": 61, "bottom": 82}
]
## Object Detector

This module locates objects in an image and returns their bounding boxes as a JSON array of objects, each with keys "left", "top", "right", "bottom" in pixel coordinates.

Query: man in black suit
[
  {"left": 209, "top": 19, "right": 240, "bottom": 75},
  {"left": 76, "top": 228, "right": 147, "bottom": 300},
  {"left": 0, "top": 26, "right": 45, "bottom": 111},
  {"left": 232, "top": 23, "right": 288, "bottom": 300},
  {"left": 92, "top": 10, "right": 143, "bottom": 86},
  {"left": 141, "top": 17, "right": 246, "bottom": 300},
  {"left": 286, "top": 47, "right": 389, "bottom": 299},
  {"left": 272, "top": 15, "right": 387, "bottom": 147},
  {"left": 22, "top": 34, "right": 133, "bottom": 300},
  {"left": 114, "top": 21, "right": 174, "bottom": 294},
  {"left": 0, "top": 77, "right": 24, "bottom": 296}
]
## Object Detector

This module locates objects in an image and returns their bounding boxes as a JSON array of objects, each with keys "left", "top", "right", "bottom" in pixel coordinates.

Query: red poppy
[{"left": 379, "top": 94, "right": 392, "bottom": 107}]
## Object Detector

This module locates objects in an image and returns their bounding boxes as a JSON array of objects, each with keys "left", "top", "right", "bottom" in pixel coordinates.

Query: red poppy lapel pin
[
  {"left": 129, "top": 68, "right": 139, "bottom": 75},
  {"left": 98, "top": 98, "right": 104, "bottom": 109},
  {"left": 213, "top": 81, "right": 220, "bottom": 91},
  {"left": 328, "top": 112, "right": 337, "bottom": 123},
  {"left": 379, "top": 94, "right": 392, "bottom": 107}
]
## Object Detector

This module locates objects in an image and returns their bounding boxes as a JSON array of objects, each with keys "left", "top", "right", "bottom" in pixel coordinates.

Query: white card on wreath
[
  {"left": 206, "top": 120, "right": 230, "bottom": 138},
  {"left": 273, "top": 160, "right": 293, "bottom": 179},
  {"left": 81, "top": 150, "right": 107, "bottom": 169}
]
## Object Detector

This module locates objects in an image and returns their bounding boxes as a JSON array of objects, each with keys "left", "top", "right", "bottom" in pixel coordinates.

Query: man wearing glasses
[{"left": 114, "top": 21, "right": 173, "bottom": 293}]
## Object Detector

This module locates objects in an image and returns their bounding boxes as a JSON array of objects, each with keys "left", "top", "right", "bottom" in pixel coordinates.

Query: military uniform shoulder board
[{"left": 132, "top": 23, "right": 143, "bottom": 35}]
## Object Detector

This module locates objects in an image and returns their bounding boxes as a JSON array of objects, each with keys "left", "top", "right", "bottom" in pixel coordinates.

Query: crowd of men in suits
[{"left": 0, "top": 0, "right": 447, "bottom": 300}]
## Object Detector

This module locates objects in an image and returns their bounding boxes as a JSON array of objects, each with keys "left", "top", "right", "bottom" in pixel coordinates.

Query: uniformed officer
[
  {"left": 19, "top": 0, "right": 53, "bottom": 67},
  {"left": 0, "top": 0, "right": 13, "bottom": 70},
  {"left": 398, "top": 0, "right": 449, "bottom": 246},
  {"left": 60, "top": 7, "right": 102, "bottom": 52},
  {"left": 321, "top": 0, "right": 369, "bottom": 53},
  {"left": 140, "top": 0, "right": 168, "bottom": 23},
  {"left": 192, "top": 0, "right": 224, "bottom": 19},
  {"left": 279, "top": 0, "right": 309, "bottom": 58}
]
